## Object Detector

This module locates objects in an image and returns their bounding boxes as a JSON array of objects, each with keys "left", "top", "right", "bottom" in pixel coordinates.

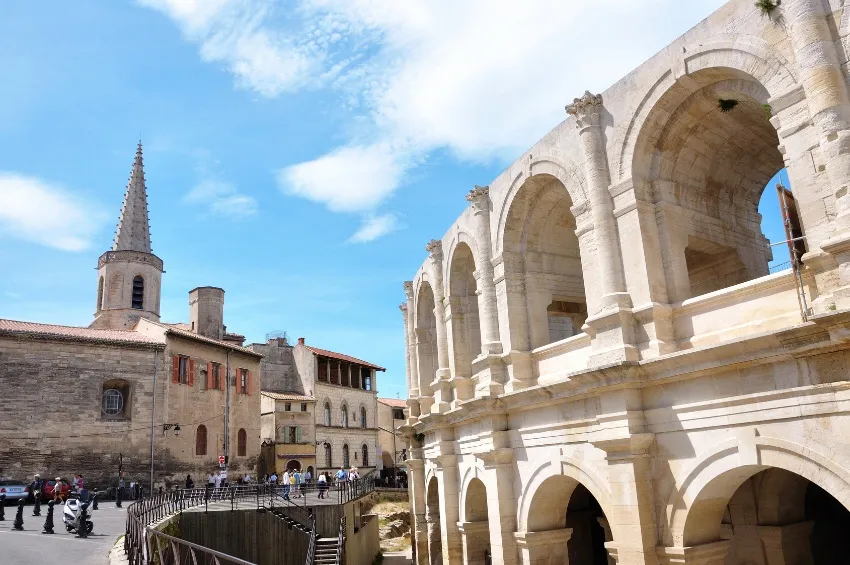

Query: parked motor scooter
[{"left": 63, "top": 494, "right": 93, "bottom": 534}]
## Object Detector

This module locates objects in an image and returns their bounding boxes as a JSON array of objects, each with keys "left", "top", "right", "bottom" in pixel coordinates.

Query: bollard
[
  {"left": 116, "top": 485, "right": 122, "bottom": 508},
  {"left": 32, "top": 494, "right": 41, "bottom": 516},
  {"left": 91, "top": 492, "right": 98, "bottom": 510},
  {"left": 76, "top": 502, "right": 90, "bottom": 538},
  {"left": 13, "top": 498, "right": 24, "bottom": 530},
  {"left": 0, "top": 493, "right": 5, "bottom": 521},
  {"left": 42, "top": 501, "right": 55, "bottom": 534}
]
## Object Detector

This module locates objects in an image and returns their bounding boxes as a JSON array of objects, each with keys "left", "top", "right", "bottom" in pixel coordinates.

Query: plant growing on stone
[
  {"left": 755, "top": 0, "right": 778, "bottom": 16},
  {"left": 763, "top": 104, "right": 773, "bottom": 119},
  {"left": 718, "top": 99, "right": 739, "bottom": 113}
]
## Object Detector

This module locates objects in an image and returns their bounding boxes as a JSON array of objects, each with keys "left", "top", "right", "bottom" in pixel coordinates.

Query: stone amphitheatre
[{"left": 400, "top": 1, "right": 850, "bottom": 564}]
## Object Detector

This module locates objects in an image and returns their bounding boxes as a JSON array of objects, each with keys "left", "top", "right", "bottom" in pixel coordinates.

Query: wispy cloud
[
  {"left": 184, "top": 179, "right": 258, "bottom": 218},
  {"left": 0, "top": 173, "right": 108, "bottom": 251},
  {"left": 348, "top": 213, "right": 400, "bottom": 244},
  {"left": 141, "top": 0, "right": 728, "bottom": 242}
]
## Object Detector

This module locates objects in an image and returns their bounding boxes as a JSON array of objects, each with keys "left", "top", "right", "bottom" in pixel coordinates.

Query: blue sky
[{"left": 1, "top": 0, "right": 788, "bottom": 398}]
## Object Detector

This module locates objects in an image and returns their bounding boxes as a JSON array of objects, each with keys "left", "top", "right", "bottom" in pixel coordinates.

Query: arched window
[
  {"left": 341, "top": 404, "right": 349, "bottom": 427},
  {"left": 101, "top": 379, "right": 131, "bottom": 419},
  {"left": 97, "top": 276, "right": 104, "bottom": 312},
  {"left": 362, "top": 444, "right": 369, "bottom": 467},
  {"left": 324, "top": 402, "right": 331, "bottom": 426},
  {"left": 196, "top": 425, "right": 207, "bottom": 456},
  {"left": 325, "top": 443, "right": 333, "bottom": 467},
  {"left": 342, "top": 444, "right": 350, "bottom": 468},
  {"left": 360, "top": 407, "right": 367, "bottom": 428},
  {"left": 237, "top": 428, "right": 247, "bottom": 456},
  {"left": 131, "top": 276, "right": 144, "bottom": 310}
]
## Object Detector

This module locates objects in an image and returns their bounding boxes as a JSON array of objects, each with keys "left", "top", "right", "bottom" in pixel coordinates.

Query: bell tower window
[{"left": 132, "top": 276, "right": 144, "bottom": 310}]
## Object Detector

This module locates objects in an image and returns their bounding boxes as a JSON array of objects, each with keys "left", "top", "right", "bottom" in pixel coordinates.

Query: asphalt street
[{"left": 0, "top": 500, "right": 127, "bottom": 565}]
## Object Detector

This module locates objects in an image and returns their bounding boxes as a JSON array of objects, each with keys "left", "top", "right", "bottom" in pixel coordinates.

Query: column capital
[
  {"left": 399, "top": 303, "right": 408, "bottom": 314},
  {"left": 513, "top": 528, "right": 573, "bottom": 548},
  {"left": 566, "top": 91, "right": 604, "bottom": 129},
  {"left": 425, "top": 239, "right": 444, "bottom": 262},
  {"left": 435, "top": 454, "right": 458, "bottom": 468},
  {"left": 466, "top": 185, "right": 490, "bottom": 211},
  {"left": 404, "top": 280, "right": 415, "bottom": 299},
  {"left": 406, "top": 458, "right": 425, "bottom": 471},
  {"left": 591, "top": 433, "right": 655, "bottom": 461},
  {"left": 656, "top": 540, "right": 731, "bottom": 565},
  {"left": 474, "top": 447, "right": 514, "bottom": 468}
]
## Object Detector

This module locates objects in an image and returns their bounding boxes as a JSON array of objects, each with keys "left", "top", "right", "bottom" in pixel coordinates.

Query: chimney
[
  {"left": 298, "top": 337, "right": 305, "bottom": 345},
  {"left": 189, "top": 287, "right": 225, "bottom": 340}
]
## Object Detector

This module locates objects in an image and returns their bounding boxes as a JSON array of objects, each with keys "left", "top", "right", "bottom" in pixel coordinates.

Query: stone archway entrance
[
  {"left": 426, "top": 476, "right": 443, "bottom": 565},
  {"left": 459, "top": 477, "right": 490, "bottom": 565},
  {"left": 286, "top": 459, "right": 301, "bottom": 472}
]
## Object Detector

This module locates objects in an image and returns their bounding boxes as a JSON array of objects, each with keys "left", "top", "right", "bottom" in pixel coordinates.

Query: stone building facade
[
  {"left": 258, "top": 392, "right": 316, "bottom": 476},
  {"left": 0, "top": 143, "right": 261, "bottom": 488},
  {"left": 377, "top": 398, "right": 408, "bottom": 473},
  {"left": 250, "top": 336, "right": 385, "bottom": 478},
  {"left": 401, "top": 2, "right": 850, "bottom": 564}
]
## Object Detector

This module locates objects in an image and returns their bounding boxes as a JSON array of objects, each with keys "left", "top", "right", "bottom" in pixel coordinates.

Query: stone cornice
[
  {"left": 513, "top": 528, "right": 573, "bottom": 547},
  {"left": 591, "top": 433, "right": 655, "bottom": 460},
  {"left": 98, "top": 249, "right": 164, "bottom": 272},
  {"left": 566, "top": 91, "right": 603, "bottom": 129},
  {"left": 474, "top": 447, "right": 514, "bottom": 467}
]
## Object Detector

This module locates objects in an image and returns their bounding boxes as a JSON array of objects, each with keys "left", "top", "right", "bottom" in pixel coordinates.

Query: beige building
[
  {"left": 400, "top": 2, "right": 850, "bottom": 565},
  {"left": 250, "top": 336, "right": 385, "bottom": 478},
  {"left": 377, "top": 398, "right": 408, "bottom": 475},
  {"left": 259, "top": 392, "right": 316, "bottom": 476},
  {"left": 0, "top": 143, "right": 261, "bottom": 488}
]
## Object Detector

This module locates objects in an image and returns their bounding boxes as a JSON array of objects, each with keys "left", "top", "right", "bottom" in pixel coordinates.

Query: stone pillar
[
  {"left": 426, "top": 240, "right": 453, "bottom": 414},
  {"left": 757, "top": 521, "right": 814, "bottom": 565},
  {"left": 404, "top": 282, "right": 423, "bottom": 424},
  {"left": 408, "top": 454, "right": 430, "bottom": 565},
  {"left": 436, "top": 454, "right": 463, "bottom": 565},
  {"left": 477, "top": 448, "right": 519, "bottom": 565},
  {"left": 458, "top": 521, "right": 491, "bottom": 565},
  {"left": 514, "top": 529, "right": 573, "bottom": 565},
  {"left": 656, "top": 541, "right": 731, "bottom": 565},
  {"left": 591, "top": 429, "right": 658, "bottom": 565},
  {"left": 566, "top": 92, "right": 637, "bottom": 364}
]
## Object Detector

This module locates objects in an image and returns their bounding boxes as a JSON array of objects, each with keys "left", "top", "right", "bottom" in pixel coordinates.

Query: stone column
[
  {"left": 404, "top": 282, "right": 423, "bottom": 424},
  {"left": 436, "top": 454, "right": 463, "bottom": 565},
  {"left": 656, "top": 541, "right": 731, "bottom": 565},
  {"left": 514, "top": 529, "right": 573, "bottom": 565},
  {"left": 566, "top": 92, "right": 637, "bottom": 364},
  {"left": 426, "top": 240, "right": 453, "bottom": 414},
  {"left": 477, "top": 448, "right": 519, "bottom": 565},
  {"left": 408, "top": 453, "right": 430, "bottom": 565},
  {"left": 458, "top": 521, "right": 491, "bottom": 565},
  {"left": 757, "top": 521, "right": 814, "bottom": 565}
]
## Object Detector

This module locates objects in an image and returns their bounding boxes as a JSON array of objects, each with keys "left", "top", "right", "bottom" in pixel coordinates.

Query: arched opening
[
  {"left": 195, "top": 425, "right": 207, "bottom": 456},
  {"left": 324, "top": 443, "right": 333, "bottom": 468},
  {"left": 342, "top": 444, "right": 350, "bottom": 468},
  {"left": 324, "top": 402, "right": 332, "bottom": 426},
  {"left": 427, "top": 477, "right": 443, "bottom": 565},
  {"left": 502, "top": 174, "right": 587, "bottom": 350},
  {"left": 360, "top": 406, "right": 367, "bottom": 428},
  {"left": 462, "top": 477, "right": 491, "bottom": 565},
  {"left": 448, "top": 242, "right": 482, "bottom": 378},
  {"left": 306, "top": 465, "right": 315, "bottom": 479},
  {"left": 131, "top": 275, "right": 144, "bottom": 310},
  {"left": 237, "top": 428, "right": 247, "bottom": 457},
  {"left": 525, "top": 476, "right": 611, "bottom": 565},
  {"left": 97, "top": 276, "right": 104, "bottom": 313},
  {"left": 341, "top": 404, "right": 349, "bottom": 427},
  {"left": 682, "top": 467, "right": 850, "bottom": 564},
  {"left": 362, "top": 444, "right": 369, "bottom": 467},
  {"left": 286, "top": 459, "right": 302, "bottom": 472},
  {"left": 632, "top": 70, "right": 788, "bottom": 302},
  {"left": 416, "top": 282, "right": 439, "bottom": 388}
]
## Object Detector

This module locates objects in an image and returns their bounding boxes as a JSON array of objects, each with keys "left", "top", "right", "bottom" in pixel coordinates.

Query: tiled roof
[
  {"left": 261, "top": 392, "right": 315, "bottom": 401},
  {"left": 0, "top": 319, "right": 162, "bottom": 347},
  {"left": 305, "top": 346, "right": 386, "bottom": 371},
  {"left": 162, "top": 324, "right": 262, "bottom": 357},
  {"left": 378, "top": 398, "right": 408, "bottom": 408}
]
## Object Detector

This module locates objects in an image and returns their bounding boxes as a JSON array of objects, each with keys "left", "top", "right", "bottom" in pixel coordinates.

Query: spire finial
[{"left": 112, "top": 141, "right": 153, "bottom": 253}]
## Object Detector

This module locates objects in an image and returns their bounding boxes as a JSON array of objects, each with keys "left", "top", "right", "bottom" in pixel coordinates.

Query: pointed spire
[{"left": 112, "top": 141, "right": 152, "bottom": 253}]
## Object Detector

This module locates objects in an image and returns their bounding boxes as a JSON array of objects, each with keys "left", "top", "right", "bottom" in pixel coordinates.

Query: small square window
[
  {"left": 301, "top": 403, "right": 307, "bottom": 412},
  {"left": 285, "top": 402, "right": 292, "bottom": 411}
]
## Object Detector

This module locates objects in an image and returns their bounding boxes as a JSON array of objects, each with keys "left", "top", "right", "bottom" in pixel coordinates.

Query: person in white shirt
[
  {"left": 282, "top": 470, "right": 291, "bottom": 500},
  {"left": 317, "top": 473, "right": 327, "bottom": 499},
  {"left": 214, "top": 472, "right": 222, "bottom": 489},
  {"left": 207, "top": 473, "right": 215, "bottom": 488}
]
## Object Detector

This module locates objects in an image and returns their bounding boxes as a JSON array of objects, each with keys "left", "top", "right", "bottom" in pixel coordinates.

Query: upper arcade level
[{"left": 400, "top": 0, "right": 850, "bottom": 421}]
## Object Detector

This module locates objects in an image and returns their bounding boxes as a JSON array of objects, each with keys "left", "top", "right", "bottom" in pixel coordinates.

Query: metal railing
[
  {"left": 336, "top": 516, "right": 347, "bottom": 565},
  {"left": 272, "top": 471, "right": 377, "bottom": 507},
  {"left": 148, "top": 528, "right": 257, "bottom": 565}
]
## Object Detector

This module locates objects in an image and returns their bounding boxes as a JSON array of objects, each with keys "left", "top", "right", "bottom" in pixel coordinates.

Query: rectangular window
[
  {"left": 211, "top": 363, "right": 221, "bottom": 390},
  {"left": 287, "top": 426, "right": 297, "bottom": 443},
  {"left": 178, "top": 356, "right": 190, "bottom": 384},
  {"left": 285, "top": 402, "right": 291, "bottom": 411},
  {"left": 301, "top": 403, "right": 307, "bottom": 412},
  {"left": 239, "top": 369, "right": 248, "bottom": 394},
  {"left": 295, "top": 426, "right": 302, "bottom": 443}
]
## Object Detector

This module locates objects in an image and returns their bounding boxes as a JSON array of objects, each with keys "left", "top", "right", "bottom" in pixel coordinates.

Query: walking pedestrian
[
  {"left": 207, "top": 473, "right": 214, "bottom": 488},
  {"left": 214, "top": 471, "right": 222, "bottom": 490},
  {"left": 185, "top": 475, "right": 194, "bottom": 489},
  {"left": 52, "top": 477, "right": 63, "bottom": 504},
  {"left": 270, "top": 472, "right": 278, "bottom": 485},
  {"left": 281, "top": 469, "right": 290, "bottom": 500},
  {"left": 293, "top": 470, "right": 302, "bottom": 497},
  {"left": 317, "top": 473, "right": 327, "bottom": 499}
]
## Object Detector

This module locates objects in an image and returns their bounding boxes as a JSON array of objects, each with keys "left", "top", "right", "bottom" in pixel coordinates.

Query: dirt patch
[{"left": 373, "top": 499, "right": 412, "bottom": 552}]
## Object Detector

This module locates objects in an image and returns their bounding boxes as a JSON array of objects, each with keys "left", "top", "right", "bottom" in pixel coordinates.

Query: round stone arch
[
  {"left": 458, "top": 459, "right": 488, "bottom": 522},
  {"left": 444, "top": 231, "right": 482, "bottom": 293},
  {"left": 412, "top": 270, "right": 434, "bottom": 327},
  {"left": 516, "top": 456, "right": 615, "bottom": 537},
  {"left": 664, "top": 434, "right": 850, "bottom": 547},
  {"left": 615, "top": 36, "right": 800, "bottom": 181},
  {"left": 494, "top": 156, "right": 587, "bottom": 258}
]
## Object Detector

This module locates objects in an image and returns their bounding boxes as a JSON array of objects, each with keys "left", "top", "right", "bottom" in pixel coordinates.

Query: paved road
[{"left": 0, "top": 500, "right": 127, "bottom": 565}]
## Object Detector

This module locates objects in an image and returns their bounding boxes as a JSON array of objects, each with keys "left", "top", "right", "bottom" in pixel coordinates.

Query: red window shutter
[
  {"left": 172, "top": 355, "right": 179, "bottom": 384},
  {"left": 236, "top": 369, "right": 243, "bottom": 395},
  {"left": 207, "top": 362, "right": 213, "bottom": 390},
  {"left": 188, "top": 359, "right": 195, "bottom": 387},
  {"left": 246, "top": 370, "right": 252, "bottom": 395},
  {"left": 220, "top": 367, "right": 226, "bottom": 391}
]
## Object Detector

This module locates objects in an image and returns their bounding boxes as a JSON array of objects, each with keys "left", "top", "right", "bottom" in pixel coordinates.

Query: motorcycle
[{"left": 63, "top": 495, "right": 93, "bottom": 534}]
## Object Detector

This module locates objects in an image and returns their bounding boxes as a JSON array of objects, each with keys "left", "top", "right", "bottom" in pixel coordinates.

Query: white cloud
[
  {"left": 184, "top": 179, "right": 258, "bottom": 218},
  {"left": 142, "top": 0, "right": 728, "bottom": 240},
  {"left": 348, "top": 213, "right": 400, "bottom": 243},
  {"left": 0, "top": 173, "right": 107, "bottom": 251}
]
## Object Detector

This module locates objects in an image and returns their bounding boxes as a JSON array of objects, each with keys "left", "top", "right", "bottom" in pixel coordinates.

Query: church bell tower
[{"left": 90, "top": 142, "right": 164, "bottom": 330}]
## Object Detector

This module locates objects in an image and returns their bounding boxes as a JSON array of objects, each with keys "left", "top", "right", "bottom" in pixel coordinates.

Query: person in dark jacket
[{"left": 185, "top": 475, "right": 194, "bottom": 489}]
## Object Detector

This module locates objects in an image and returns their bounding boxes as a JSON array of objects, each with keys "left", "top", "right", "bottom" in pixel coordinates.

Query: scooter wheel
[
  {"left": 86, "top": 521, "right": 93, "bottom": 534},
  {"left": 66, "top": 525, "right": 73, "bottom": 532}
]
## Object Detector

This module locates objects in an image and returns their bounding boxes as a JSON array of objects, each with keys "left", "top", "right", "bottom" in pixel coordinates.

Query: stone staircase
[
  {"left": 313, "top": 537, "right": 340, "bottom": 565},
  {"left": 269, "top": 507, "right": 312, "bottom": 534}
]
